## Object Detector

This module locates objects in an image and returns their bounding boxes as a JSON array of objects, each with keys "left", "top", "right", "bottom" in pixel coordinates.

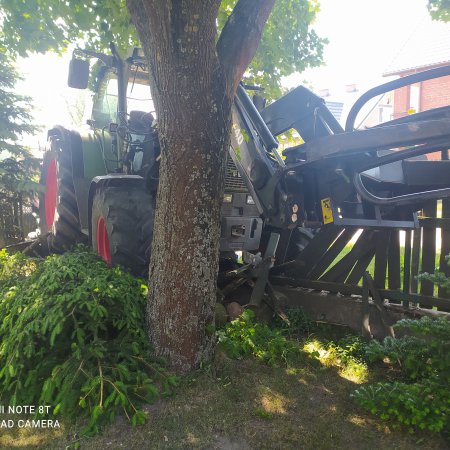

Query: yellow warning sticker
[{"left": 321, "top": 197, "right": 334, "bottom": 224}]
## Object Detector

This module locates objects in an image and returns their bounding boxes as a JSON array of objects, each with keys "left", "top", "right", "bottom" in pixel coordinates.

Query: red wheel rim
[
  {"left": 44, "top": 159, "right": 57, "bottom": 227},
  {"left": 96, "top": 217, "right": 112, "bottom": 264}
]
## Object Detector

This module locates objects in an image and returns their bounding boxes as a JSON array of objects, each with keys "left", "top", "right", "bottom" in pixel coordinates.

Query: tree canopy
[
  {"left": 0, "top": 0, "right": 325, "bottom": 97},
  {"left": 0, "top": 53, "right": 39, "bottom": 245},
  {"left": 428, "top": 0, "right": 450, "bottom": 21},
  {"left": 0, "top": 52, "right": 36, "bottom": 157},
  {"left": 0, "top": 52, "right": 38, "bottom": 192}
]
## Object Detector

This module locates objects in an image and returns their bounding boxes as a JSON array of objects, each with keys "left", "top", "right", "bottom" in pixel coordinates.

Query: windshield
[
  {"left": 127, "top": 80, "right": 155, "bottom": 116},
  {"left": 91, "top": 66, "right": 155, "bottom": 127}
]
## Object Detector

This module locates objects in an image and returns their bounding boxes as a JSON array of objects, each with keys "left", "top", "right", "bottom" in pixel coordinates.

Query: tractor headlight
[
  {"left": 246, "top": 195, "right": 255, "bottom": 205},
  {"left": 223, "top": 193, "right": 233, "bottom": 203}
]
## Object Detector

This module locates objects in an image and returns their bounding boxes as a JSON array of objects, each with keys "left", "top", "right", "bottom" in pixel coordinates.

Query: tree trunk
[
  {"left": 127, "top": 0, "right": 275, "bottom": 373},
  {"left": 148, "top": 109, "right": 231, "bottom": 373},
  {"left": 127, "top": 0, "right": 231, "bottom": 373}
]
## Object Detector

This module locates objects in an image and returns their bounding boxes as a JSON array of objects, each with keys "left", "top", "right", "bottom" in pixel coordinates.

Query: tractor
[
  {"left": 39, "top": 44, "right": 450, "bottom": 321},
  {"left": 39, "top": 45, "right": 262, "bottom": 276}
]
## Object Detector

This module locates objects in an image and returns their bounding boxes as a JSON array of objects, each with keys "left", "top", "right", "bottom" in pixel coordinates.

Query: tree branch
[{"left": 217, "top": 0, "right": 276, "bottom": 94}]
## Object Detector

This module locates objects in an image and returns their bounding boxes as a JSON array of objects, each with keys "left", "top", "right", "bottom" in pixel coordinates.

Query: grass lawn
[{"left": 1, "top": 337, "right": 448, "bottom": 450}]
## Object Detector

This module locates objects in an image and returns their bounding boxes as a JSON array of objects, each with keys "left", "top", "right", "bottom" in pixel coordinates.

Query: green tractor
[{"left": 39, "top": 45, "right": 262, "bottom": 275}]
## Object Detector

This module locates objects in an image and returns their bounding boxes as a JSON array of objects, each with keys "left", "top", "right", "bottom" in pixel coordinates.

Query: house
[
  {"left": 383, "top": 20, "right": 450, "bottom": 140},
  {"left": 321, "top": 85, "right": 393, "bottom": 129}
]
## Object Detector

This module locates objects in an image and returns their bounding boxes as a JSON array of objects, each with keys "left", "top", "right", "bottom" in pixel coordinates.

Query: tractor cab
[{"left": 69, "top": 46, "right": 159, "bottom": 181}]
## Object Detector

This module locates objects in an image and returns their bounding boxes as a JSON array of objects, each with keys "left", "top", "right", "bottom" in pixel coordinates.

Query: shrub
[
  {"left": 217, "top": 308, "right": 368, "bottom": 379},
  {"left": 0, "top": 248, "right": 37, "bottom": 290},
  {"left": 302, "top": 335, "right": 368, "bottom": 383},
  {"left": 272, "top": 307, "right": 317, "bottom": 337},
  {"left": 353, "top": 380, "right": 449, "bottom": 433},
  {"left": 352, "top": 316, "right": 450, "bottom": 433},
  {"left": 216, "top": 309, "right": 299, "bottom": 366},
  {"left": 419, "top": 254, "right": 450, "bottom": 293},
  {"left": 0, "top": 247, "right": 177, "bottom": 435}
]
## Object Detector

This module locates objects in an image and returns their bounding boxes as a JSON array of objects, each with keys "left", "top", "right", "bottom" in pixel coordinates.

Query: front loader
[
  {"left": 39, "top": 44, "right": 450, "bottom": 319},
  {"left": 225, "top": 64, "right": 450, "bottom": 318}
]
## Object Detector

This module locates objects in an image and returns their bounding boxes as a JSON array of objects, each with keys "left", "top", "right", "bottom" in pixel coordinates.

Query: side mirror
[{"left": 68, "top": 58, "right": 89, "bottom": 89}]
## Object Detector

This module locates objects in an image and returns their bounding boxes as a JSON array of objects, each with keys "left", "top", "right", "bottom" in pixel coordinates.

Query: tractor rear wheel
[
  {"left": 91, "top": 186, "right": 154, "bottom": 276},
  {"left": 39, "top": 140, "right": 84, "bottom": 252}
]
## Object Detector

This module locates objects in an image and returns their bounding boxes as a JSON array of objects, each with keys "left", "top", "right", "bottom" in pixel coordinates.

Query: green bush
[
  {"left": 326, "top": 336, "right": 368, "bottom": 379},
  {"left": 272, "top": 307, "right": 317, "bottom": 337},
  {"left": 352, "top": 316, "right": 450, "bottom": 433},
  {"left": 419, "top": 254, "right": 450, "bottom": 293},
  {"left": 217, "top": 308, "right": 367, "bottom": 377},
  {"left": 0, "top": 248, "right": 37, "bottom": 290},
  {"left": 216, "top": 309, "right": 300, "bottom": 366},
  {"left": 353, "top": 380, "right": 449, "bottom": 433},
  {"left": 301, "top": 335, "right": 368, "bottom": 383},
  {"left": 0, "top": 247, "right": 177, "bottom": 434},
  {"left": 330, "top": 335, "right": 367, "bottom": 362}
]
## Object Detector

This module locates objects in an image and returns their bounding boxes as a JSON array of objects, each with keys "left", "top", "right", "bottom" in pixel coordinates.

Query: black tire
[
  {"left": 39, "top": 138, "right": 85, "bottom": 252},
  {"left": 91, "top": 186, "right": 154, "bottom": 276}
]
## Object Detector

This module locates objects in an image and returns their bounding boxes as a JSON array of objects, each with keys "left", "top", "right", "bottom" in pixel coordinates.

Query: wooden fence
[
  {"left": 0, "top": 193, "right": 36, "bottom": 248},
  {"left": 271, "top": 199, "right": 450, "bottom": 313}
]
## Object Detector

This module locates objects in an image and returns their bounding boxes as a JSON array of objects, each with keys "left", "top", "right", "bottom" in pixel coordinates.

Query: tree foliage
[
  {"left": 220, "top": 0, "right": 325, "bottom": 97},
  {"left": 0, "top": 51, "right": 36, "bottom": 159},
  {"left": 0, "top": 0, "right": 138, "bottom": 56},
  {"left": 0, "top": 0, "right": 325, "bottom": 96},
  {"left": 428, "top": 0, "right": 450, "bottom": 21},
  {"left": 0, "top": 49, "right": 40, "bottom": 245},
  {"left": 0, "top": 49, "right": 39, "bottom": 194}
]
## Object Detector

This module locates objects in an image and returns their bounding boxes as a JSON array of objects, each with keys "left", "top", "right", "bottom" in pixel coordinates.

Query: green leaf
[{"left": 8, "top": 364, "right": 15, "bottom": 377}]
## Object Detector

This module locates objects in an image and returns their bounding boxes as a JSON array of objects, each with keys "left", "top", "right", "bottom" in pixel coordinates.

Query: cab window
[{"left": 92, "top": 74, "right": 118, "bottom": 127}]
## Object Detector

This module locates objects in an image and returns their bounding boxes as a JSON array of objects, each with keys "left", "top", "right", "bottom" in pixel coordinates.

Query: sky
[
  {"left": 285, "top": 0, "right": 433, "bottom": 91},
  {"left": 17, "top": 0, "right": 439, "bottom": 148}
]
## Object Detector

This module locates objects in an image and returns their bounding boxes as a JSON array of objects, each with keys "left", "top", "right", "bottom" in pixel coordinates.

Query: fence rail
[
  {"left": 0, "top": 193, "right": 36, "bottom": 248},
  {"left": 270, "top": 199, "right": 450, "bottom": 312}
]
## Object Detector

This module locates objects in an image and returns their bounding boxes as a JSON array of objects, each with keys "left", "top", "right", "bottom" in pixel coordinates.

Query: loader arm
[{"left": 230, "top": 68, "right": 450, "bottom": 235}]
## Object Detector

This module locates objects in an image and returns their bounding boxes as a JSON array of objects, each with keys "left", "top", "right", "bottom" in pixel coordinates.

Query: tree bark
[
  {"left": 217, "top": 0, "right": 276, "bottom": 94},
  {"left": 126, "top": 0, "right": 275, "bottom": 373}
]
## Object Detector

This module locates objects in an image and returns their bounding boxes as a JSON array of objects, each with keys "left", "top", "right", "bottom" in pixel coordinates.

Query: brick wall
[
  {"left": 392, "top": 65, "right": 450, "bottom": 160},
  {"left": 421, "top": 73, "right": 450, "bottom": 160},
  {"left": 392, "top": 67, "right": 450, "bottom": 116},
  {"left": 393, "top": 86, "right": 410, "bottom": 119},
  {"left": 421, "top": 75, "right": 450, "bottom": 110}
]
